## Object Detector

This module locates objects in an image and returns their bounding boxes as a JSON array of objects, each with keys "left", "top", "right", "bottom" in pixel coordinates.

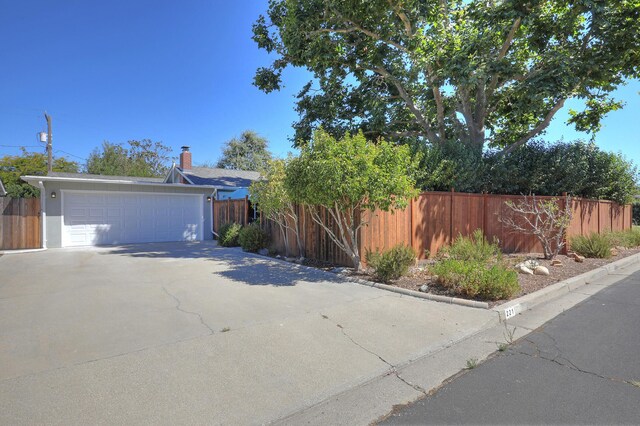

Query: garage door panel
[{"left": 62, "top": 191, "right": 202, "bottom": 247}]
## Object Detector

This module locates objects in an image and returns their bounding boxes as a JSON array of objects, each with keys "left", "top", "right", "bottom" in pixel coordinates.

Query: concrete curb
[
  {"left": 0, "top": 247, "right": 47, "bottom": 255},
  {"left": 493, "top": 252, "right": 640, "bottom": 321},
  {"left": 333, "top": 273, "right": 490, "bottom": 309},
  {"left": 247, "top": 249, "right": 640, "bottom": 314}
]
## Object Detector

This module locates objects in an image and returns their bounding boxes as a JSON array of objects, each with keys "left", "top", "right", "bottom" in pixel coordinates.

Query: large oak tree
[{"left": 253, "top": 0, "right": 640, "bottom": 154}]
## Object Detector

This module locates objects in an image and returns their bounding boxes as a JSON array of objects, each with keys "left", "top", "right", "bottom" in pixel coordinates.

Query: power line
[
  {"left": 54, "top": 149, "right": 87, "bottom": 161},
  {"left": 0, "top": 144, "right": 43, "bottom": 148}
]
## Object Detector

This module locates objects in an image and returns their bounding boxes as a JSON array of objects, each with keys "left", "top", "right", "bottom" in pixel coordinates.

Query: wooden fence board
[
  {"left": 0, "top": 198, "right": 41, "bottom": 250},
  {"left": 239, "top": 192, "right": 632, "bottom": 267}
]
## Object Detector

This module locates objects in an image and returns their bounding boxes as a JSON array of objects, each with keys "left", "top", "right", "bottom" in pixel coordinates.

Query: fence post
[
  {"left": 482, "top": 192, "right": 488, "bottom": 236},
  {"left": 560, "top": 192, "right": 568, "bottom": 255},
  {"left": 449, "top": 188, "right": 454, "bottom": 244},
  {"left": 597, "top": 199, "right": 601, "bottom": 234},
  {"left": 409, "top": 197, "right": 414, "bottom": 254},
  {"left": 244, "top": 195, "right": 249, "bottom": 225}
]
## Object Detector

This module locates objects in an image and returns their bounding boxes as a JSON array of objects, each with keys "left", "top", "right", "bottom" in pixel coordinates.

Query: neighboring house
[
  {"left": 0, "top": 178, "right": 6, "bottom": 197},
  {"left": 164, "top": 146, "right": 260, "bottom": 200},
  {"left": 21, "top": 146, "right": 260, "bottom": 249}
]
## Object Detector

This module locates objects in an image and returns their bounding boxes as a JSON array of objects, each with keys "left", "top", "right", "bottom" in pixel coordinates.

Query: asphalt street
[{"left": 381, "top": 270, "right": 640, "bottom": 425}]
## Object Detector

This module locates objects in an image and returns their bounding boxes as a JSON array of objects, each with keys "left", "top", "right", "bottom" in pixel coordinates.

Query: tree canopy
[
  {"left": 285, "top": 129, "right": 418, "bottom": 269},
  {"left": 253, "top": 0, "right": 640, "bottom": 153},
  {"left": 0, "top": 149, "right": 79, "bottom": 197},
  {"left": 86, "top": 139, "right": 171, "bottom": 177},
  {"left": 216, "top": 130, "right": 273, "bottom": 171}
]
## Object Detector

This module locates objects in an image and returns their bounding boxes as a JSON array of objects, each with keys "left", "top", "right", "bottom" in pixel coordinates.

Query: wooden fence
[
  {"left": 212, "top": 196, "right": 251, "bottom": 234},
  {"left": 0, "top": 198, "right": 41, "bottom": 250},
  {"left": 260, "top": 191, "right": 633, "bottom": 266}
]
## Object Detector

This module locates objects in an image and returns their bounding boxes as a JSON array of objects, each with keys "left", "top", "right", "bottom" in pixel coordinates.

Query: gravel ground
[{"left": 344, "top": 247, "right": 640, "bottom": 307}]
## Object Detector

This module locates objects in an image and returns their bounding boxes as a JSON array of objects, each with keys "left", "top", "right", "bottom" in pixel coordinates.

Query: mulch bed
[{"left": 337, "top": 248, "right": 640, "bottom": 308}]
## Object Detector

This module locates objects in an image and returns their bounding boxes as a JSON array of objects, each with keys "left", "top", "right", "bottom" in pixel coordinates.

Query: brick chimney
[{"left": 179, "top": 146, "right": 192, "bottom": 170}]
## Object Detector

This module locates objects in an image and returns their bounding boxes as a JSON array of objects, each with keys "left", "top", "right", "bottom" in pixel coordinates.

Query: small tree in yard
[
  {"left": 250, "top": 158, "right": 304, "bottom": 258},
  {"left": 285, "top": 129, "right": 418, "bottom": 271},
  {"left": 501, "top": 195, "right": 573, "bottom": 260}
]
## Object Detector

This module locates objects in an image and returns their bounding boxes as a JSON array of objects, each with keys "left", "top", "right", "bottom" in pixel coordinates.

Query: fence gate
[{"left": 0, "top": 198, "right": 41, "bottom": 250}]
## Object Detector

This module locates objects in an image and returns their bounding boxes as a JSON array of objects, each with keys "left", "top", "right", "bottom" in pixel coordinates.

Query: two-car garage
[
  {"left": 22, "top": 174, "right": 215, "bottom": 249},
  {"left": 62, "top": 191, "right": 204, "bottom": 247}
]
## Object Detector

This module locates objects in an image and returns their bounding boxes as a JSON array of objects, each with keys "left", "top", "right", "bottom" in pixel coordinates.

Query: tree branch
[
  {"left": 486, "top": 17, "right": 522, "bottom": 100},
  {"left": 370, "top": 65, "right": 438, "bottom": 142},
  {"left": 501, "top": 98, "right": 566, "bottom": 155}
]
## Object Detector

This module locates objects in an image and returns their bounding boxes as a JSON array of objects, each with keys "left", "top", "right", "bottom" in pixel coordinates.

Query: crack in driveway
[
  {"left": 162, "top": 287, "right": 215, "bottom": 335},
  {"left": 321, "top": 314, "right": 427, "bottom": 396}
]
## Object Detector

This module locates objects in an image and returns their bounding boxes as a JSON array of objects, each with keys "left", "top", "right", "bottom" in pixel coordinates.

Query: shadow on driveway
[{"left": 100, "top": 241, "right": 345, "bottom": 287}]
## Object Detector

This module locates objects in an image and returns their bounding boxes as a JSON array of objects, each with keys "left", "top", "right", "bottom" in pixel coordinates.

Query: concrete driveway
[{"left": 0, "top": 242, "right": 495, "bottom": 425}]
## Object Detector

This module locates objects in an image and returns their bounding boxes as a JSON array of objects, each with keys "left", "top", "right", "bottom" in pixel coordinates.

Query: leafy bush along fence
[
  {"left": 257, "top": 191, "right": 632, "bottom": 267},
  {"left": 212, "top": 197, "right": 251, "bottom": 235}
]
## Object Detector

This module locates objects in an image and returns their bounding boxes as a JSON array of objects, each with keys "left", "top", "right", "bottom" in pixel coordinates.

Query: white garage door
[{"left": 62, "top": 191, "right": 203, "bottom": 247}]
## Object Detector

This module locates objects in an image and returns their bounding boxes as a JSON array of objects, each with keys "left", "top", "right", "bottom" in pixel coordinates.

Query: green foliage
[
  {"left": 238, "top": 223, "right": 270, "bottom": 252},
  {"left": 250, "top": 158, "right": 303, "bottom": 257},
  {"left": 482, "top": 140, "right": 638, "bottom": 204},
  {"left": 0, "top": 149, "right": 79, "bottom": 198},
  {"left": 254, "top": 1, "right": 640, "bottom": 154},
  {"left": 605, "top": 229, "right": 640, "bottom": 248},
  {"left": 284, "top": 129, "right": 418, "bottom": 269},
  {"left": 570, "top": 233, "right": 612, "bottom": 258},
  {"left": 250, "top": 159, "right": 289, "bottom": 218},
  {"left": 86, "top": 140, "right": 170, "bottom": 177},
  {"left": 216, "top": 130, "right": 272, "bottom": 171},
  {"left": 365, "top": 244, "right": 416, "bottom": 283},
  {"left": 431, "top": 259, "right": 520, "bottom": 301},
  {"left": 413, "top": 139, "right": 638, "bottom": 204},
  {"left": 218, "top": 222, "right": 242, "bottom": 247},
  {"left": 286, "top": 129, "right": 418, "bottom": 212},
  {"left": 441, "top": 230, "right": 502, "bottom": 263}
]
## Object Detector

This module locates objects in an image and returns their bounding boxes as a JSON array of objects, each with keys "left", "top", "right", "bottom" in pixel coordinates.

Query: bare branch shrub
[{"left": 500, "top": 195, "right": 573, "bottom": 259}]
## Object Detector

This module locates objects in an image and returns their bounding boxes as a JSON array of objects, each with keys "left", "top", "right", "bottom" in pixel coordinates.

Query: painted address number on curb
[{"left": 504, "top": 305, "right": 517, "bottom": 319}]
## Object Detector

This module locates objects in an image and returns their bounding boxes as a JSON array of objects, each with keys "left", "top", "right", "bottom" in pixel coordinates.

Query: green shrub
[
  {"left": 606, "top": 228, "right": 640, "bottom": 248},
  {"left": 366, "top": 244, "right": 416, "bottom": 283},
  {"left": 431, "top": 259, "right": 520, "bottom": 300},
  {"left": 218, "top": 222, "right": 242, "bottom": 247},
  {"left": 441, "top": 229, "right": 502, "bottom": 262},
  {"left": 238, "top": 223, "right": 270, "bottom": 252},
  {"left": 570, "top": 233, "right": 612, "bottom": 258},
  {"left": 626, "top": 228, "right": 640, "bottom": 247}
]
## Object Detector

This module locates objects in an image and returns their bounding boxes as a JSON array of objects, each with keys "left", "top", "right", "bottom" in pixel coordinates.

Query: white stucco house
[{"left": 21, "top": 146, "right": 260, "bottom": 248}]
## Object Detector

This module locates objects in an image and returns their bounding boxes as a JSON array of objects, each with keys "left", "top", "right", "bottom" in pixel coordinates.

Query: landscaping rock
[
  {"left": 284, "top": 257, "right": 296, "bottom": 262},
  {"left": 516, "top": 265, "right": 534, "bottom": 275},
  {"left": 551, "top": 259, "right": 563, "bottom": 267},
  {"left": 331, "top": 267, "right": 350, "bottom": 275},
  {"left": 257, "top": 248, "right": 269, "bottom": 256},
  {"left": 522, "top": 259, "right": 540, "bottom": 269},
  {"left": 294, "top": 257, "right": 305, "bottom": 264},
  {"left": 610, "top": 248, "right": 619, "bottom": 256},
  {"left": 574, "top": 254, "right": 585, "bottom": 263},
  {"left": 419, "top": 284, "right": 429, "bottom": 292},
  {"left": 533, "top": 265, "right": 550, "bottom": 276}
]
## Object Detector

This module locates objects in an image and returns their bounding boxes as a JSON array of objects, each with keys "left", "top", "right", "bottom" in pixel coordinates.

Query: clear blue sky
[{"left": 1, "top": 1, "right": 638, "bottom": 169}]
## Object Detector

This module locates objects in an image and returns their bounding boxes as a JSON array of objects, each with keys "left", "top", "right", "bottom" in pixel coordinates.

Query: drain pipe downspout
[
  {"left": 210, "top": 189, "right": 219, "bottom": 239},
  {"left": 38, "top": 181, "right": 47, "bottom": 249}
]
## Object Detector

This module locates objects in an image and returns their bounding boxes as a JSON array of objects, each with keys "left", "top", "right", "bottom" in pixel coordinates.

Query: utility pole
[{"left": 44, "top": 113, "right": 52, "bottom": 174}]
